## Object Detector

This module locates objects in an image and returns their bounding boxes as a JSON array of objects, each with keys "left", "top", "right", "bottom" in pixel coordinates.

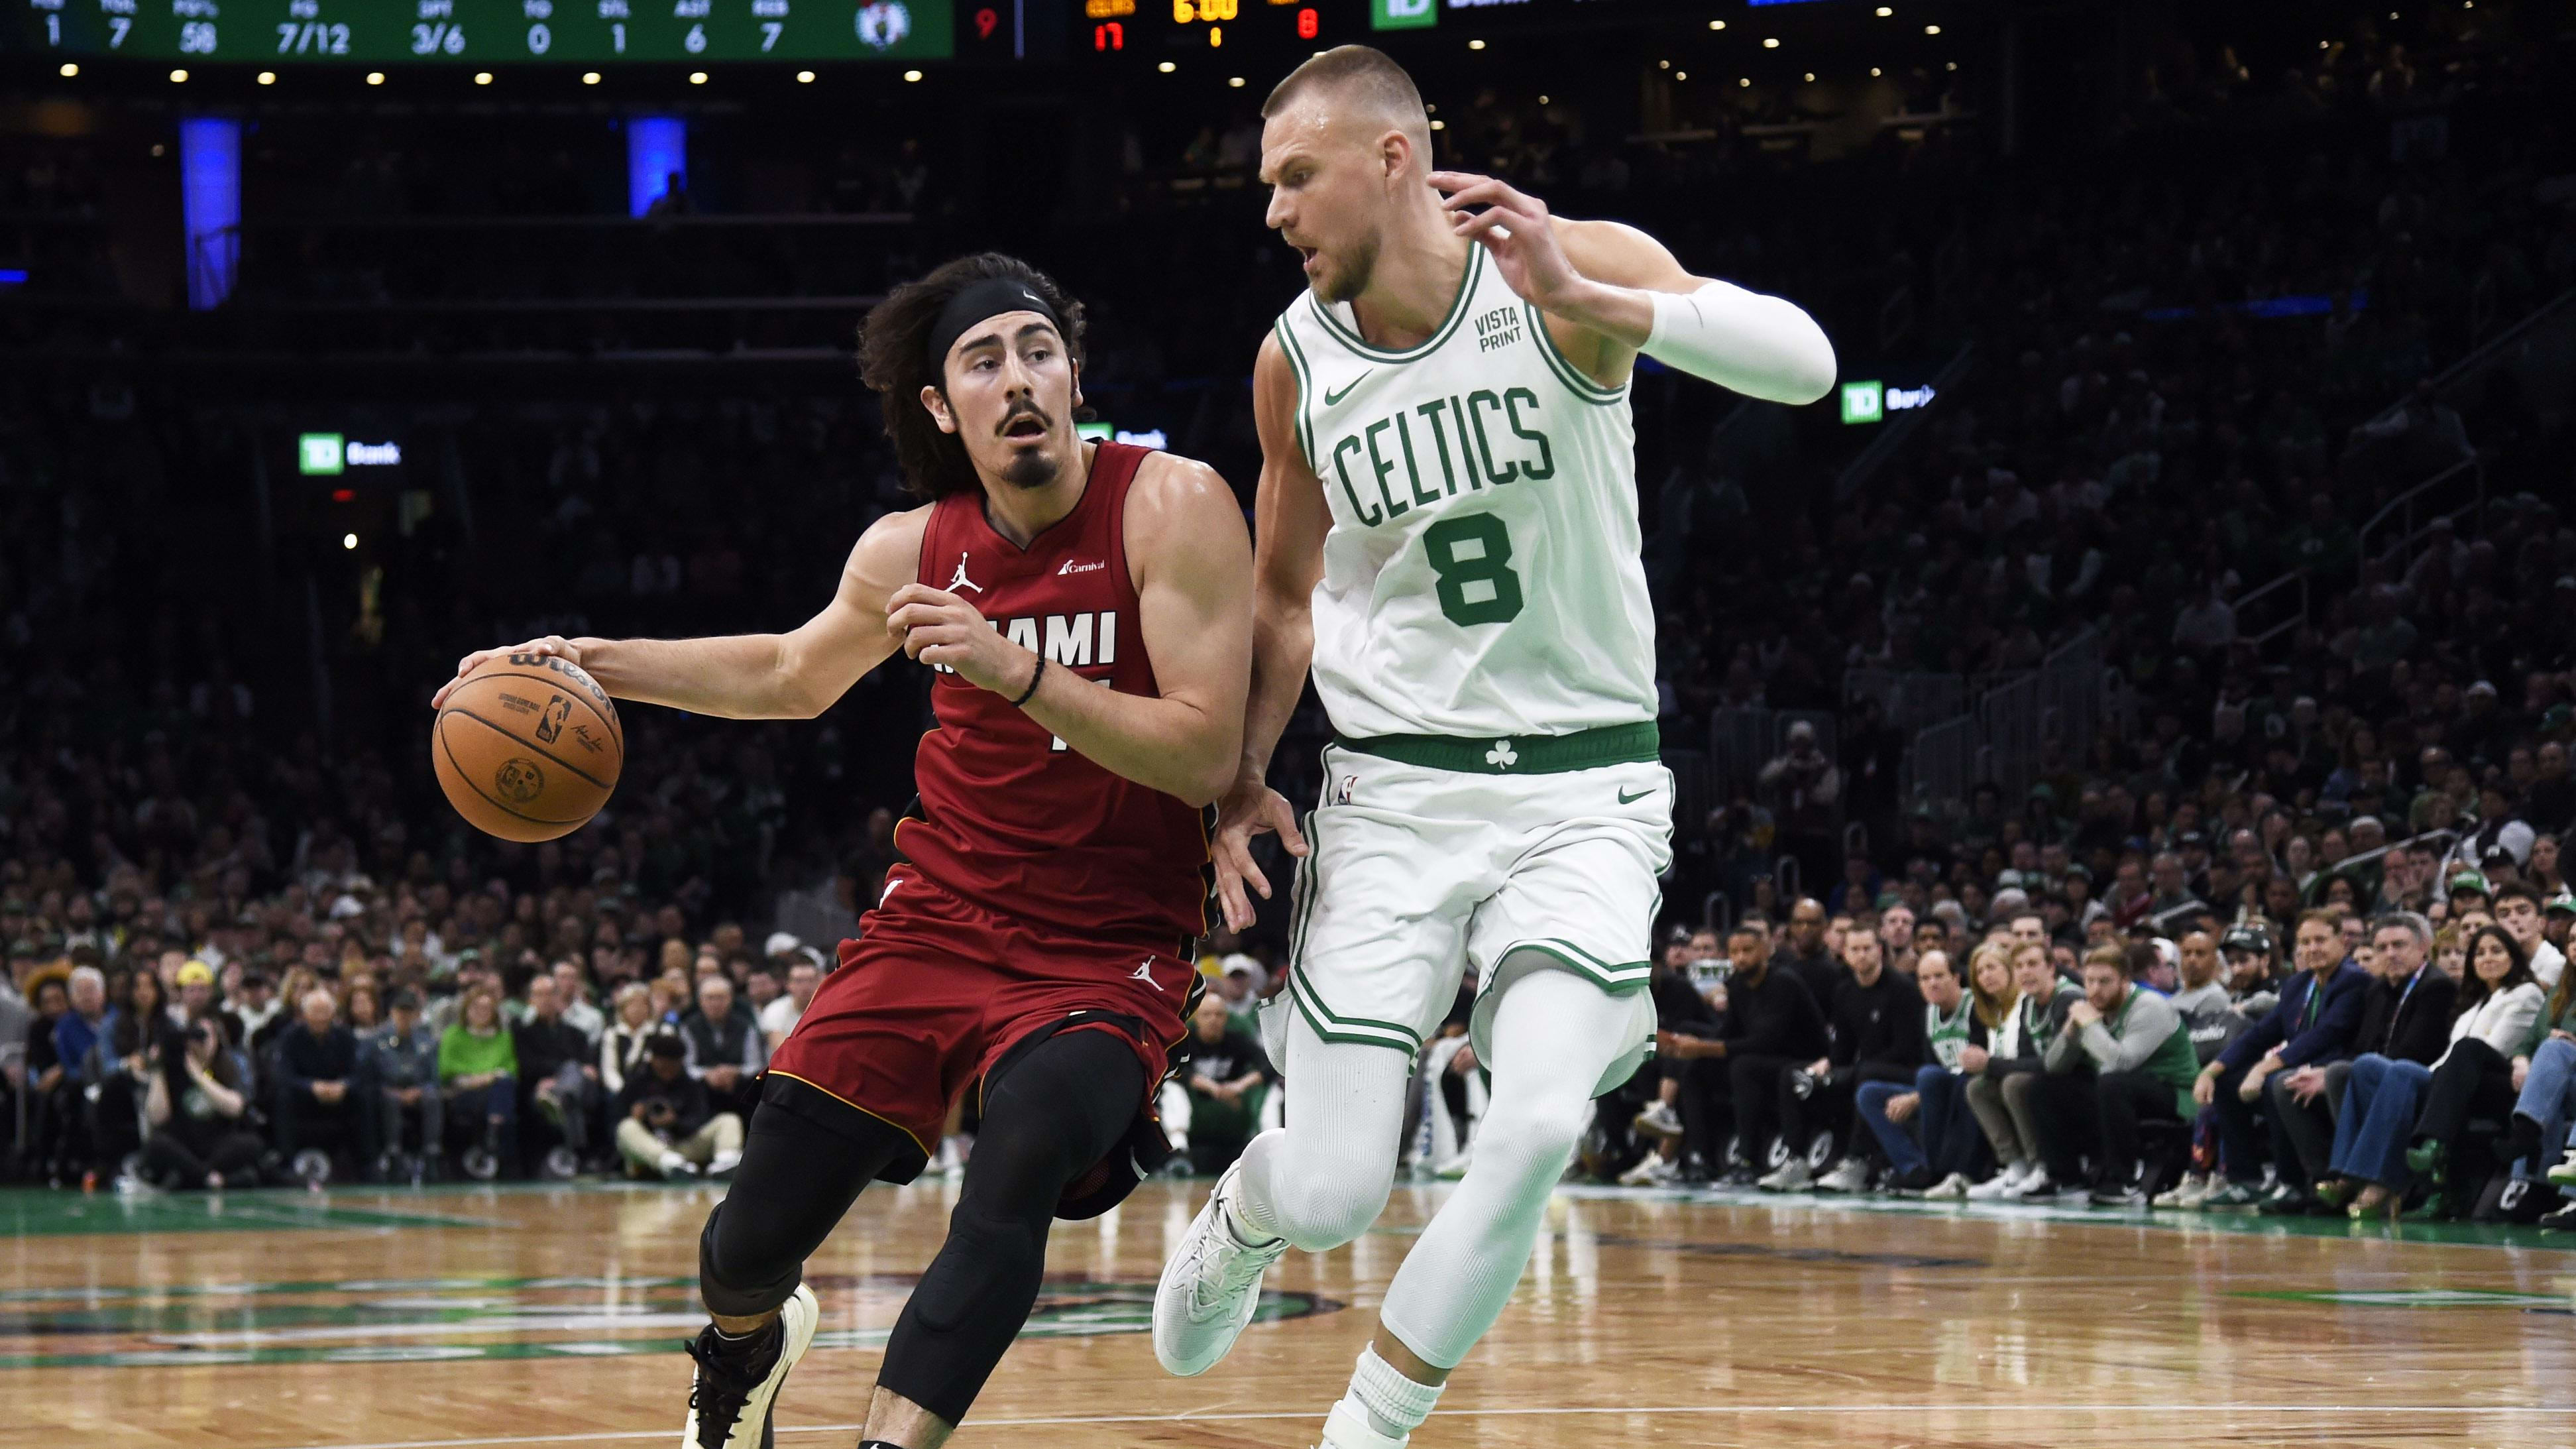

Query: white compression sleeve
[
  {"left": 1374, "top": 964, "right": 1640, "bottom": 1369},
  {"left": 1643, "top": 279, "right": 1837, "bottom": 404},
  {"left": 1231, "top": 1010, "right": 1414, "bottom": 1251}
]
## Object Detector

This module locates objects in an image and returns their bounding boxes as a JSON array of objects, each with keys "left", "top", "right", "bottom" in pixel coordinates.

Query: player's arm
[
  {"left": 888, "top": 454, "right": 1252, "bottom": 807},
  {"left": 431, "top": 509, "right": 926, "bottom": 721},
  {"left": 1430, "top": 170, "right": 1835, "bottom": 404},
  {"left": 1207, "top": 334, "right": 1334, "bottom": 931}
]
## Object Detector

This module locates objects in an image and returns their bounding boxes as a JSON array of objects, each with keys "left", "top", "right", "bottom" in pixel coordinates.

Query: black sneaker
[
  {"left": 1886, "top": 1166, "right": 1940, "bottom": 1195},
  {"left": 681, "top": 1283, "right": 818, "bottom": 1449},
  {"left": 2089, "top": 1180, "right": 2146, "bottom": 1207},
  {"left": 2536, "top": 1200, "right": 2576, "bottom": 1232},
  {"left": 2256, "top": 1184, "right": 2312, "bottom": 1216}
]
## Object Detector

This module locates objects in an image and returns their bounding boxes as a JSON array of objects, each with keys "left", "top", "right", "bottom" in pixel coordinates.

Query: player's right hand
[
  {"left": 432, "top": 636, "right": 581, "bottom": 709},
  {"left": 1212, "top": 772, "right": 1306, "bottom": 933}
]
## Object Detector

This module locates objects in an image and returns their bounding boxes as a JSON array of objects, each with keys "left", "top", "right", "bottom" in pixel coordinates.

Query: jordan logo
[
  {"left": 1131, "top": 960, "right": 1160, "bottom": 988},
  {"left": 949, "top": 552, "right": 983, "bottom": 594}
]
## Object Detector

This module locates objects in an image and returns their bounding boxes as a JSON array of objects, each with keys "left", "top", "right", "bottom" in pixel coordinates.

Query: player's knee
[
  {"left": 1478, "top": 1092, "right": 1590, "bottom": 1186},
  {"left": 910, "top": 1204, "right": 1046, "bottom": 1333},
  {"left": 699, "top": 1202, "right": 802, "bottom": 1319},
  {"left": 1271, "top": 1147, "right": 1395, "bottom": 1250}
]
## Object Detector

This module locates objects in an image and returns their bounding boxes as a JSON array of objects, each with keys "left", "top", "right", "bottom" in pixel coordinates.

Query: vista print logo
[{"left": 856, "top": 0, "right": 910, "bottom": 48}]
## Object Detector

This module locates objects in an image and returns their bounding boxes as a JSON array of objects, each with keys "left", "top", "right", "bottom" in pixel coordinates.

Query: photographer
[{"left": 142, "top": 1017, "right": 266, "bottom": 1190}]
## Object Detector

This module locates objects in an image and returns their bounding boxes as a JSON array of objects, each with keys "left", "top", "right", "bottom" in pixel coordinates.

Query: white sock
[{"left": 1341, "top": 1346, "right": 1442, "bottom": 1440}]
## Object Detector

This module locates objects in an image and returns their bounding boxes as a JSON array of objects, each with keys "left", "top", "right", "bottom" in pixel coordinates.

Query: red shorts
[{"left": 765, "top": 868, "right": 1197, "bottom": 1175}]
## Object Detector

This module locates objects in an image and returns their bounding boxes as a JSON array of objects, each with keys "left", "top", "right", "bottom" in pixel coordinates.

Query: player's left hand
[
  {"left": 1431, "top": 170, "right": 1580, "bottom": 308},
  {"left": 888, "top": 583, "right": 1035, "bottom": 698}
]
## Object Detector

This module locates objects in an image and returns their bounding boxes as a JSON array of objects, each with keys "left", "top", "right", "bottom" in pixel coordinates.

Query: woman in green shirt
[{"left": 439, "top": 984, "right": 519, "bottom": 1178}]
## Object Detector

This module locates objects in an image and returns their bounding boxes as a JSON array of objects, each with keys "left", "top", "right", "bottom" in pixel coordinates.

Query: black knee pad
[
  {"left": 698, "top": 1200, "right": 805, "bottom": 1320},
  {"left": 876, "top": 1204, "right": 1049, "bottom": 1424}
]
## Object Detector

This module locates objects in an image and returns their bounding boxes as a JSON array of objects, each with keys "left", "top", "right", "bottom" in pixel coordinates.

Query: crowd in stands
[{"left": 1602, "top": 866, "right": 2576, "bottom": 1228}]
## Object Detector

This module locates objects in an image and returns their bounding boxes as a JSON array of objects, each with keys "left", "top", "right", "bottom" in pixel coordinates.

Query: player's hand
[
  {"left": 886, "top": 585, "right": 1034, "bottom": 698},
  {"left": 1431, "top": 171, "right": 1582, "bottom": 309},
  {"left": 1212, "top": 772, "right": 1307, "bottom": 933},
  {"left": 433, "top": 636, "right": 581, "bottom": 710}
]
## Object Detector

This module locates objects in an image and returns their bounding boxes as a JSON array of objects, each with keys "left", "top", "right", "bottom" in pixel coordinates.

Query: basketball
[{"left": 430, "top": 654, "right": 624, "bottom": 842}]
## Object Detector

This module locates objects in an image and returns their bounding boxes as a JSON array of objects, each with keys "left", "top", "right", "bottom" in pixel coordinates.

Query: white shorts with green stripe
[{"left": 1268, "top": 738, "right": 1671, "bottom": 1097}]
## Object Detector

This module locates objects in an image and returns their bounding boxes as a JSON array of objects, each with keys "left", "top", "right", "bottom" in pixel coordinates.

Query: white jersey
[{"left": 1274, "top": 244, "right": 1658, "bottom": 740}]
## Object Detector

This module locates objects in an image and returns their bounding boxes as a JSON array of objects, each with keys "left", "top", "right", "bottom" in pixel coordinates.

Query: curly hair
[{"left": 856, "top": 253, "right": 1088, "bottom": 501}]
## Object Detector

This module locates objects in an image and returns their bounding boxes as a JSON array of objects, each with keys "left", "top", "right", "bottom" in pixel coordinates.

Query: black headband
[{"left": 926, "top": 278, "right": 1062, "bottom": 371}]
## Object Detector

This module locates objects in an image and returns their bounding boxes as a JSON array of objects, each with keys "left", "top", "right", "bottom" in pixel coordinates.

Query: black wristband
[{"left": 1007, "top": 655, "right": 1046, "bottom": 709}]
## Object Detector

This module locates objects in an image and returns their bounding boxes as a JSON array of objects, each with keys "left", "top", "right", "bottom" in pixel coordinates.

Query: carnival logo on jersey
[
  {"left": 1058, "top": 558, "right": 1107, "bottom": 575},
  {"left": 855, "top": 0, "right": 911, "bottom": 49}
]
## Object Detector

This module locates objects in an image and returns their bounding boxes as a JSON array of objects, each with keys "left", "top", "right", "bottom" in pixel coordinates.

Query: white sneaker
[
  {"left": 1813, "top": 1157, "right": 1872, "bottom": 1194},
  {"left": 2006, "top": 1165, "right": 2056, "bottom": 1200},
  {"left": 1153, "top": 1159, "right": 1289, "bottom": 1377},
  {"left": 1617, "top": 1153, "right": 1679, "bottom": 1187},
  {"left": 1965, "top": 1163, "right": 2025, "bottom": 1200},
  {"left": 1632, "top": 1101, "right": 1685, "bottom": 1141},
  {"left": 1923, "top": 1172, "right": 1972, "bottom": 1200},
  {"left": 2153, "top": 1173, "right": 2210, "bottom": 1210},
  {"left": 1756, "top": 1158, "right": 1813, "bottom": 1192},
  {"left": 679, "top": 1282, "right": 817, "bottom": 1449},
  {"left": 707, "top": 1150, "right": 742, "bottom": 1179},
  {"left": 657, "top": 1151, "right": 697, "bottom": 1181},
  {"left": 1313, "top": 1399, "right": 1409, "bottom": 1449}
]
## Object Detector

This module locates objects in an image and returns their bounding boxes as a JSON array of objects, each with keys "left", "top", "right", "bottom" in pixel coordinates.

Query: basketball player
[
  {"left": 433, "top": 253, "right": 1251, "bottom": 1449},
  {"left": 1152, "top": 48, "right": 1836, "bottom": 1449}
]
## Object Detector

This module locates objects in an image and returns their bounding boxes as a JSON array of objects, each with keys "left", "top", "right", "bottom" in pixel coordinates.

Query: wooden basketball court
[{"left": 5, "top": 1177, "right": 2570, "bottom": 1448}]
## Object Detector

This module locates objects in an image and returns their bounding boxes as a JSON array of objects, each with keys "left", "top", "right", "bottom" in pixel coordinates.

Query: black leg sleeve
[
  {"left": 875, "top": 1029, "right": 1145, "bottom": 1427},
  {"left": 699, "top": 1088, "right": 915, "bottom": 1320}
]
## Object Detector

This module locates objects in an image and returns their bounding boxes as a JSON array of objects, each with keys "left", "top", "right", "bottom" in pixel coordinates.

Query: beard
[
  {"left": 1319, "top": 229, "right": 1382, "bottom": 305},
  {"left": 995, "top": 401, "right": 1058, "bottom": 490}
]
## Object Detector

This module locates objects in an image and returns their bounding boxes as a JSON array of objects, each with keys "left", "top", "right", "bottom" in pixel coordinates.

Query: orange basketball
[{"left": 431, "top": 654, "right": 624, "bottom": 842}]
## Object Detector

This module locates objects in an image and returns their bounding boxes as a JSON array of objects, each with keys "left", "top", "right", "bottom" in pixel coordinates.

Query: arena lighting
[
  {"left": 1870, "top": 66, "right": 1881, "bottom": 76},
  {"left": 170, "top": 68, "right": 188, "bottom": 82},
  {"left": 797, "top": 70, "right": 816, "bottom": 82},
  {"left": 1803, "top": 71, "right": 1814, "bottom": 81},
  {"left": 179, "top": 117, "right": 239, "bottom": 310},
  {"left": 258, "top": 71, "right": 277, "bottom": 84},
  {"left": 474, "top": 72, "right": 492, "bottom": 85},
  {"left": 1876, "top": 4, "right": 1891, "bottom": 13},
  {"left": 1946, "top": 60, "right": 1956, "bottom": 70},
  {"left": 583, "top": 71, "right": 602, "bottom": 84},
  {"left": 1924, "top": 23, "right": 1940, "bottom": 35},
  {"left": 1536, "top": 93, "right": 1548, "bottom": 104},
  {"left": 366, "top": 71, "right": 385, "bottom": 85},
  {"left": 1658, "top": 58, "right": 1669, "bottom": 68},
  {"left": 1158, "top": 60, "right": 1176, "bottom": 72},
  {"left": 1429, "top": 119, "right": 1445, "bottom": 129},
  {"left": 1229, "top": 76, "right": 1245, "bottom": 87},
  {"left": 904, "top": 68, "right": 924, "bottom": 80},
  {"left": 1763, "top": 37, "right": 1779, "bottom": 48},
  {"left": 1739, "top": 77, "right": 1750, "bottom": 87},
  {"left": 58, "top": 62, "right": 78, "bottom": 77},
  {"left": 1708, "top": 19, "right": 1724, "bottom": 29},
  {"left": 1675, "top": 71, "right": 1686, "bottom": 80},
  {"left": 689, "top": 71, "right": 708, "bottom": 84},
  {"left": 1469, "top": 39, "right": 1484, "bottom": 50}
]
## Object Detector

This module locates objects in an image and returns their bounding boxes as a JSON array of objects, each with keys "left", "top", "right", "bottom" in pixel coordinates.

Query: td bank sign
[{"left": 1372, "top": 0, "right": 1434, "bottom": 29}]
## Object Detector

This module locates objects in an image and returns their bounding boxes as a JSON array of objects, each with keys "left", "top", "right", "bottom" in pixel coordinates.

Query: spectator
[
  {"left": 274, "top": 986, "right": 373, "bottom": 1175},
  {"left": 2494, "top": 882, "right": 2566, "bottom": 989},
  {"left": 141, "top": 1016, "right": 264, "bottom": 1190},
  {"left": 1628, "top": 927, "right": 1725, "bottom": 1186},
  {"left": 678, "top": 974, "right": 766, "bottom": 1117},
  {"left": 2037, "top": 944, "right": 2200, "bottom": 1204},
  {"left": 1854, "top": 950, "right": 1989, "bottom": 1195},
  {"left": 369, "top": 989, "right": 443, "bottom": 1175},
  {"left": 15, "top": 975, "right": 70, "bottom": 1179},
  {"left": 552, "top": 960, "right": 606, "bottom": 1045},
  {"left": 1701, "top": 923, "right": 1830, "bottom": 1183},
  {"left": 1163, "top": 993, "right": 1276, "bottom": 1178},
  {"left": 516, "top": 973, "right": 600, "bottom": 1174},
  {"left": 1761, "top": 925, "right": 1923, "bottom": 1192},
  {"left": 439, "top": 984, "right": 520, "bottom": 1178},
  {"left": 1759, "top": 726, "right": 1842, "bottom": 902},
  {"left": 612, "top": 1033, "right": 742, "bottom": 1180},
  {"left": 1968, "top": 941, "right": 2084, "bottom": 1200},
  {"left": 1770, "top": 898, "right": 1839, "bottom": 1008},
  {"left": 599, "top": 982, "right": 660, "bottom": 1096},
  {"left": 2192, "top": 910, "right": 2371, "bottom": 1211},
  {"left": 2328, "top": 924, "right": 2543, "bottom": 1219},
  {"left": 760, "top": 958, "right": 820, "bottom": 1052}
]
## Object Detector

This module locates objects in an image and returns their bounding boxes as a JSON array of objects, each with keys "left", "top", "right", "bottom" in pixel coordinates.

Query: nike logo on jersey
[
  {"left": 1323, "top": 371, "right": 1373, "bottom": 406},
  {"left": 1618, "top": 787, "right": 1655, "bottom": 805},
  {"left": 948, "top": 551, "right": 983, "bottom": 594},
  {"left": 1058, "top": 558, "right": 1106, "bottom": 575},
  {"left": 1131, "top": 960, "right": 1160, "bottom": 988}
]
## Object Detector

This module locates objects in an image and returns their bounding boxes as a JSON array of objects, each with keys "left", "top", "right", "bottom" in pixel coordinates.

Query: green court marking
[
  {"left": 2232, "top": 1288, "right": 2576, "bottom": 1308},
  {"left": 0, "top": 1281, "right": 1331, "bottom": 1370},
  {"left": 0, "top": 1188, "right": 498, "bottom": 1237}
]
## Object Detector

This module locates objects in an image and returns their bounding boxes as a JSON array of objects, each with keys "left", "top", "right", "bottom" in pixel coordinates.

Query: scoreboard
[
  {"left": 1078, "top": 0, "right": 1325, "bottom": 59},
  {"left": 17, "top": 0, "right": 957, "bottom": 62}
]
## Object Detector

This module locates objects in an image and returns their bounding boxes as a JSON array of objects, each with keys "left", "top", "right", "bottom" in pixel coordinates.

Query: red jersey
[{"left": 894, "top": 441, "right": 1213, "bottom": 950}]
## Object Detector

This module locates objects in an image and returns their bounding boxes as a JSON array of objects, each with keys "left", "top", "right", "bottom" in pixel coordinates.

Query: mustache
[{"left": 997, "top": 400, "right": 1052, "bottom": 435}]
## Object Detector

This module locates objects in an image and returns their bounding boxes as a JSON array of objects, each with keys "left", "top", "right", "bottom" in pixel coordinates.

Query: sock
[
  {"left": 1341, "top": 1345, "right": 1442, "bottom": 1440},
  {"left": 2505, "top": 1114, "right": 2542, "bottom": 1163}
]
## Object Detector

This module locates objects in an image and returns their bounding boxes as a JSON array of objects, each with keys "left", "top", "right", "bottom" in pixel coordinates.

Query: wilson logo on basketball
[{"left": 494, "top": 758, "right": 547, "bottom": 803}]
